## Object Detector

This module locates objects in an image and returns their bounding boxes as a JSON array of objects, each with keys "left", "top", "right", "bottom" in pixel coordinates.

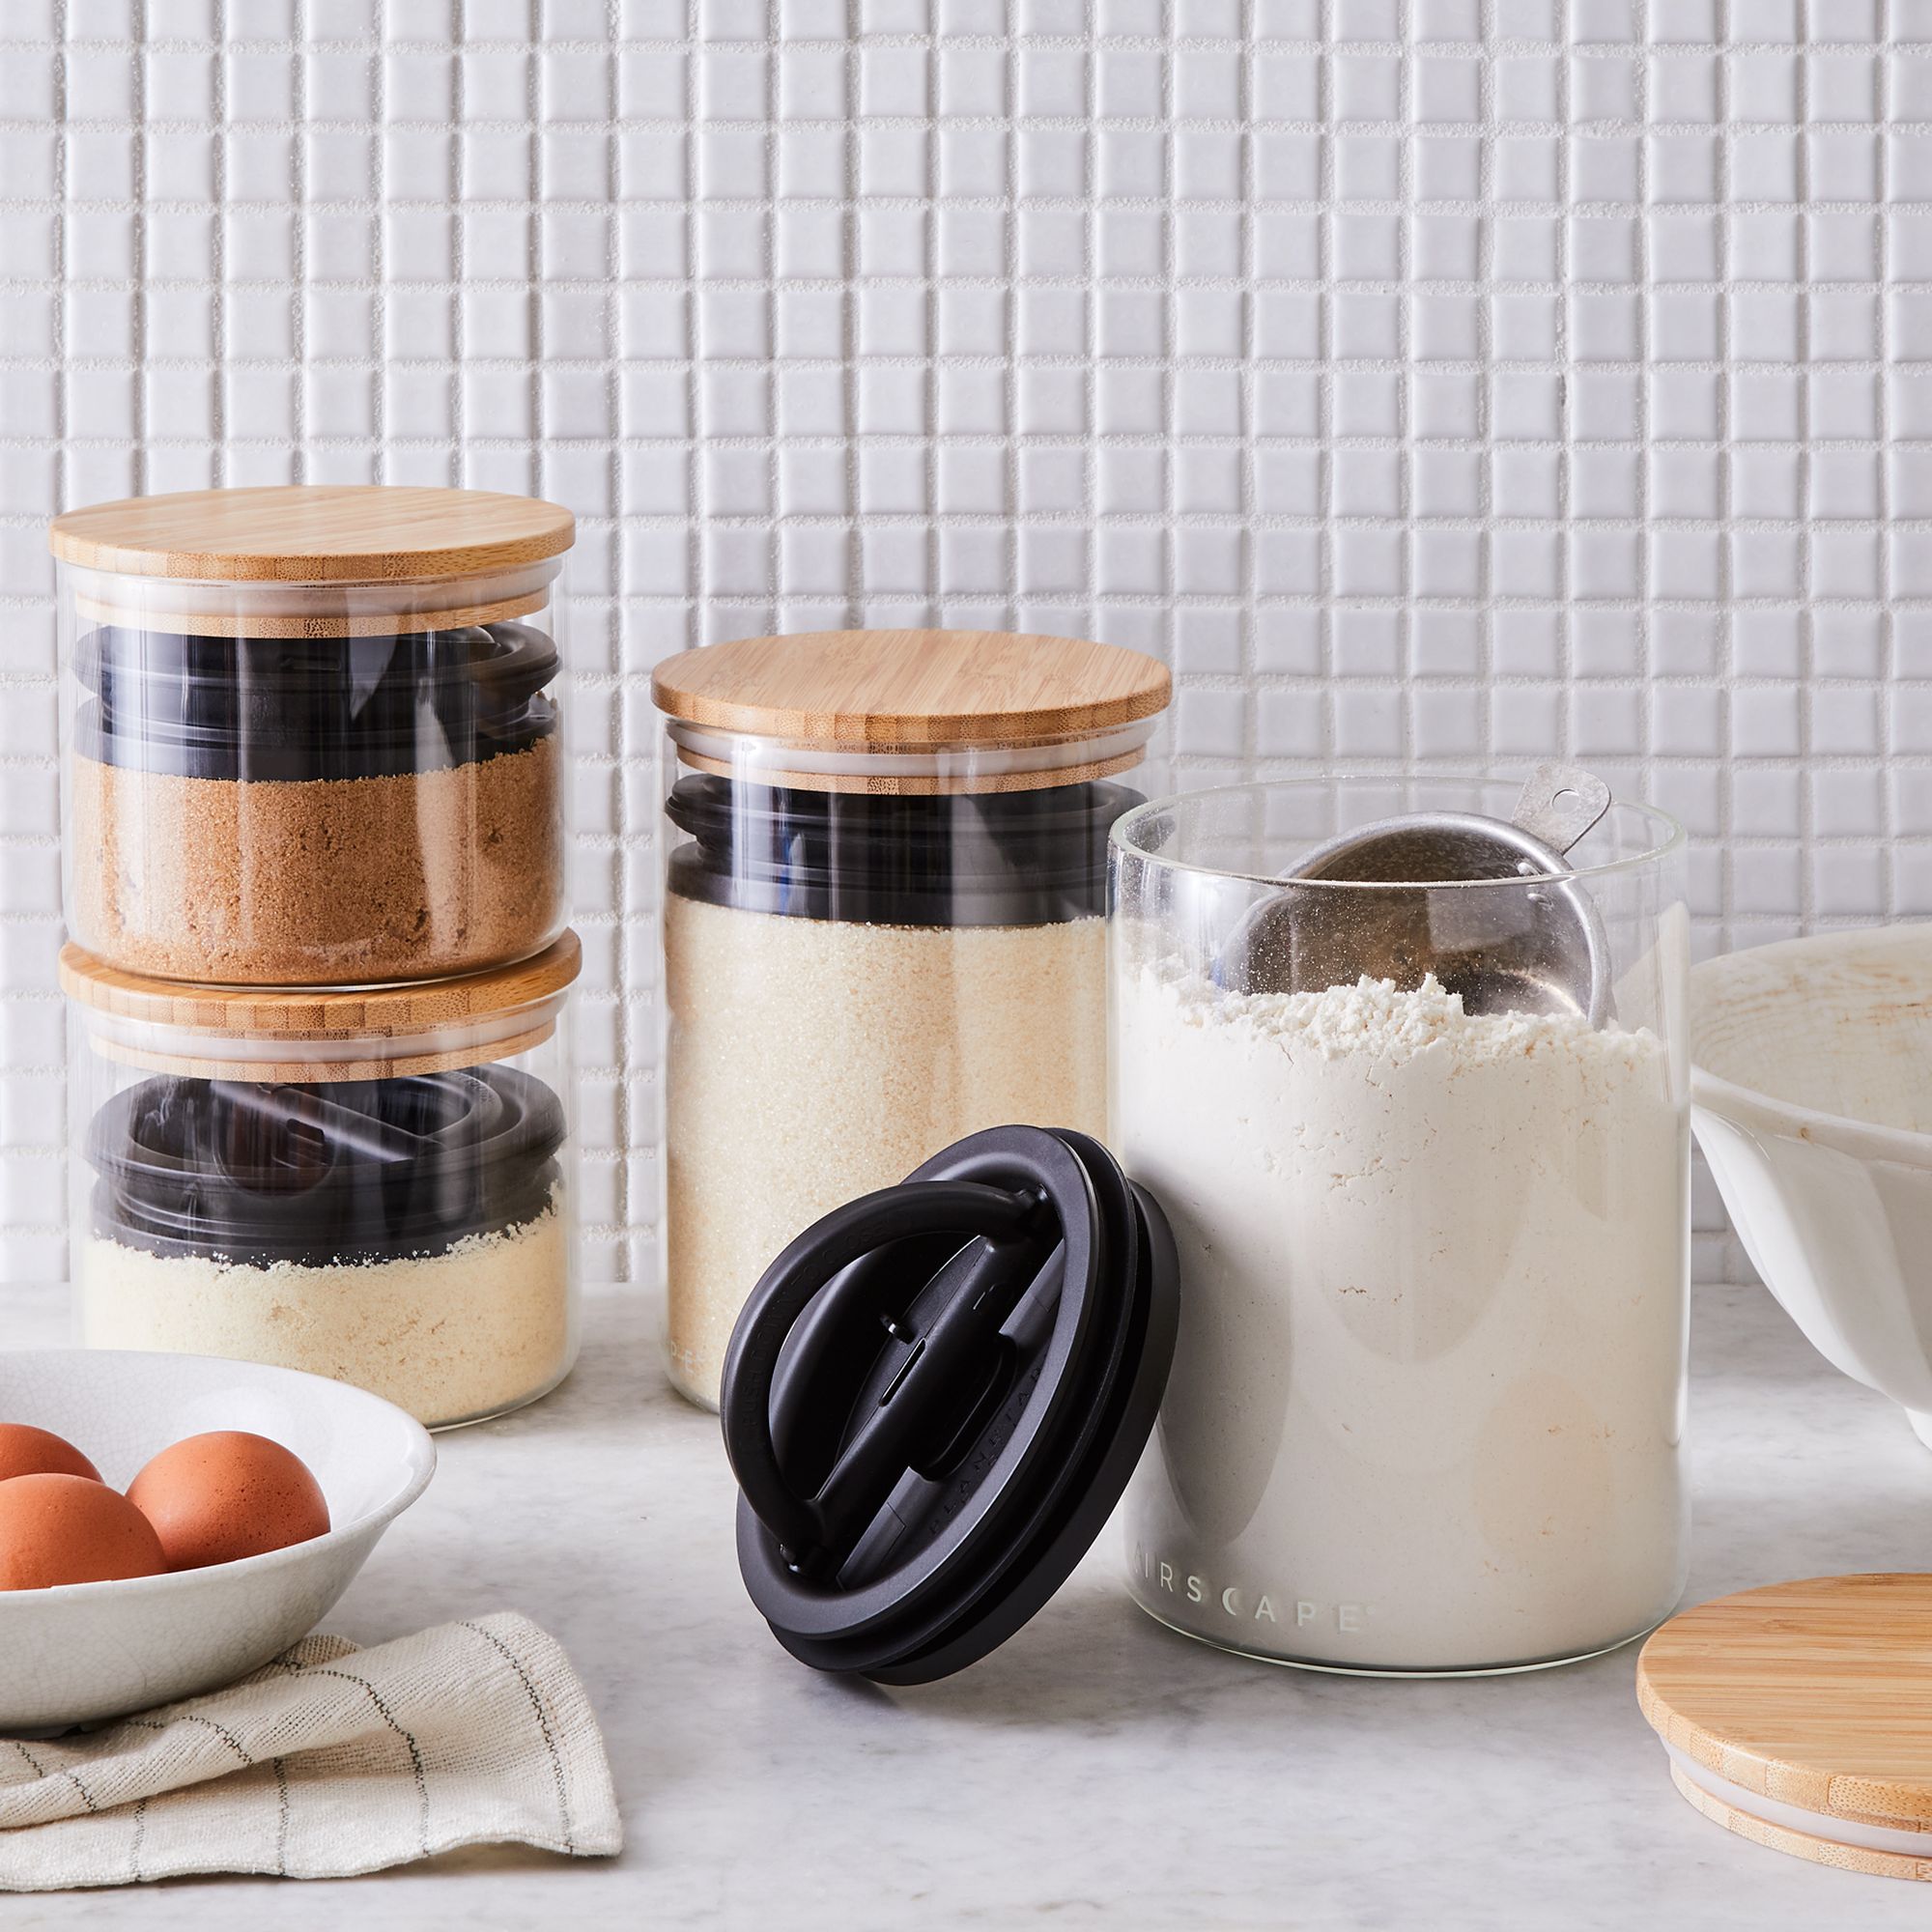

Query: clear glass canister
[
  {"left": 49, "top": 485, "right": 572, "bottom": 986},
  {"left": 654, "top": 628, "right": 1171, "bottom": 1408},
  {"left": 63, "top": 932, "right": 582, "bottom": 1429},
  {"left": 1111, "top": 777, "right": 1690, "bottom": 1674}
]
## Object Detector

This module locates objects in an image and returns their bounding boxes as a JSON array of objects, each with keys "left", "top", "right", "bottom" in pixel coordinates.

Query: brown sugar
[{"left": 69, "top": 732, "right": 563, "bottom": 985}]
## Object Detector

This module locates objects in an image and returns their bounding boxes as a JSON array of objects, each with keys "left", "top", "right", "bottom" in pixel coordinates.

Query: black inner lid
[
  {"left": 73, "top": 620, "right": 559, "bottom": 781},
  {"left": 86, "top": 1064, "right": 566, "bottom": 1266},
  {"left": 721, "top": 1123, "right": 1179, "bottom": 1686},
  {"left": 665, "top": 774, "right": 1143, "bottom": 927}
]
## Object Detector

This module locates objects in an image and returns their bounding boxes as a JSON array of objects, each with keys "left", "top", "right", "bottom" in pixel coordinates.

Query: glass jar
[
  {"left": 1110, "top": 776, "right": 1690, "bottom": 1674},
  {"left": 63, "top": 932, "right": 582, "bottom": 1430},
  {"left": 49, "top": 485, "right": 571, "bottom": 986},
  {"left": 654, "top": 628, "right": 1170, "bottom": 1408}
]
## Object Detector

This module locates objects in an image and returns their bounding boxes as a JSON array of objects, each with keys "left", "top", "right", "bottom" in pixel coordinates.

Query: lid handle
[{"left": 721, "top": 1179, "right": 1049, "bottom": 1571}]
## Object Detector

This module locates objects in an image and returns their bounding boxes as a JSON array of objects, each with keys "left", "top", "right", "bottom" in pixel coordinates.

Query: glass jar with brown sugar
[{"left": 49, "top": 485, "right": 573, "bottom": 986}]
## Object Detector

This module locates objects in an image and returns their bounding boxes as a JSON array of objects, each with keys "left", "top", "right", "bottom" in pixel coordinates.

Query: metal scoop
[{"left": 1216, "top": 763, "right": 1614, "bottom": 1024}]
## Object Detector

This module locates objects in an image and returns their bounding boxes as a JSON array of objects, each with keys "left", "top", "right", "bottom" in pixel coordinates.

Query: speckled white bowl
[
  {"left": 1691, "top": 924, "right": 1932, "bottom": 1447},
  {"left": 0, "top": 1350, "right": 435, "bottom": 1732}
]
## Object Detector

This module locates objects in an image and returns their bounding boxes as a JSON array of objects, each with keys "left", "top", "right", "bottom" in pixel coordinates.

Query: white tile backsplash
[{"left": 2, "top": 2, "right": 1926, "bottom": 1284}]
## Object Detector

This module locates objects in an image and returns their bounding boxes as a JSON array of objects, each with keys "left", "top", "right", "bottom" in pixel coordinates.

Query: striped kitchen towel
[{"left": 0, "top": 1612, "right": 621, "bottom": 1889}]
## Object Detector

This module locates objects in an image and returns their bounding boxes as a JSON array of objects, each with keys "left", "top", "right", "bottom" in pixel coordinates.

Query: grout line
[
  {"left": 51, "top": 0, "right": 66, "bottom": 514},
  {"left": 529, "top": 0, "right": 544, "bottom": 503},
  {"left": 1315, "top": 5, "right": 1332, "bottom": 770},
  {"left": 1876, "top": 0, "right": 1894, "bottom": 927},
  {"left": 290, "top": 0, "right": 305, "bottom": 484},
  {"left": 923, "top": 3, "right": 936, "bottom": 628},
  {"left": 755, "top": 0, "right": 778, "bottom": 628},
  {"left": 1469, "top": 0, "right": 1495, "bottom": 753},
  {"left": 684, "top": 0, "right": 701, "bottom": 644},
  {"left": 1553, "top": 4, "right": 1571, "bottom": 770},
  {"left": 128, "top": 0, "right": 146, "bottom": 497},
  {"left": 611, "top": 0, "right": 631, "bottom": 1284},
  {"left": 1795, "top": 0, "right": 1813, "bottom": 934},
  {"left": 449, "top": 0, "right": 466, "bottom": 489},
  {"left": 842, "top": 0, "right": 864, "bottom": 632},
  {"left": 370, "top": 6, "right": 386, "bottom": 475},
  {"left": 1238, "top": 0, "right": 1255, "bottom": 769},
  {"left": 1161, "top": 0, "right": 1176, "bottom": 694},
  {"left": 1714, "top": 0, "right": 1734, "bottom": 956},
  {"left": 1393, "top": 0, "right": 1411, "bottom": 774},
  {"left": 50, "top": 0, "right": 69, "bottom": 1277},
  {"left": 1000, "top": 6, "right": 1019, "bottom": 635},
  {"left": 211, "top": 0, "right": 226, "bottom": 481},
  {"left": 1631, "top": 0, "right": 1648, "bottom": 833}
]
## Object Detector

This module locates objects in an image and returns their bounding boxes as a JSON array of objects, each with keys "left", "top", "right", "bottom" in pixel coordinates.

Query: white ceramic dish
[
  {"left": 0, "top": 1350, "right": 435, "bottom": 1731},
  {"left": 1690, "top": 924, "right": 1932, "bottom": 1446}
]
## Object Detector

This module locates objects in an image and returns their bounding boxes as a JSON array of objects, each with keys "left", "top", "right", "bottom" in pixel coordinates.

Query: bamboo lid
[
  {"left": 62, "top": 931, "right": 580, "bottom": 1040},
  {"left": 653, "top": 628, "right": 1170, "bottom": 743},
  {"left": 653, "top": 630, "right": 1170, "bottom": 796},
  {"left": 1637, "top": 1574, "right": 1932, "bottom": 1880},
  {"left": 50, "top": 486, "right": 574, "bottom": 582}
]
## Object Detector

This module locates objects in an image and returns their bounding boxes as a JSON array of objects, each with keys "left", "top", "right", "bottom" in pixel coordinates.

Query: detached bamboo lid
[
  {"left": 61, "top": 931, "right": 581, "bottom": 1082},
  {"left": 1637, "top": 1574, "right": 1932, "bottom": 1881},
  {"left": 50, "top": 486, "right": 574, "bottom": 639},
  {"left": 652, "top": 630, "right": 1171, "bottom": 795}
]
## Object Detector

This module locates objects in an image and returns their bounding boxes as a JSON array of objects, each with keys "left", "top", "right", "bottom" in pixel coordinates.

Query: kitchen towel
[{"left": 0, "top": 1612, "right": 621, "bottom": 1889}]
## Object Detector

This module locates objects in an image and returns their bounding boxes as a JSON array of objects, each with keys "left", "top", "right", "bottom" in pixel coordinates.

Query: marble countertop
[{"left": 5, "top": 1278, "right": 1931, "bottom": 1928}]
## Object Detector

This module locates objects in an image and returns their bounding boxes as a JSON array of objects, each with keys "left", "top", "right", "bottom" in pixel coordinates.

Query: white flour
[{"left": 1117, "top": 969, "right": 1688, "bottom": 1671}]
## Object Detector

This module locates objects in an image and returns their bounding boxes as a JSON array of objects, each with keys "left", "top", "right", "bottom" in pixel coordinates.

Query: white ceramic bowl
[
  {"left": 1691, "top": 924, "right": 1932, "bottom": 1446},
  {"left": 0, "top": 1350, "right": 435, "bottom": 1731}
]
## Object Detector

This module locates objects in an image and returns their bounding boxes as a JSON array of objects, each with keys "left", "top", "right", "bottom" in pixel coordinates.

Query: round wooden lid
[
  {"left": 651, "top": 630, "right": 1171, "bottom": 748},
  {"left": 1638, "top": 1574, "right": 1932, "bottom": 1870},
  {"left": 60, "top": 930, "right": 581, "bottom": 1037},
  {"left": 49, "top": 485, "right": 575, "bottom": 582}
]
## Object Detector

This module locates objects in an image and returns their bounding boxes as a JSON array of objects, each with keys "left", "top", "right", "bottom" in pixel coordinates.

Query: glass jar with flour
[
  {"left": 65, "top": 934, "right": 582, "bottom": 1430},
  {"left": 653, "top": 628, "right": 1170, "bottom": 1408},
  {"left": 1110, "top": 776, "right": 1690, "bottom": 1674}
]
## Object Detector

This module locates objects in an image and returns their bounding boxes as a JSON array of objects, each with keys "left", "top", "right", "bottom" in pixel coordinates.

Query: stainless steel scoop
[{"left": 1216, "top": 763, "right": 1614, "bottom": 1024}]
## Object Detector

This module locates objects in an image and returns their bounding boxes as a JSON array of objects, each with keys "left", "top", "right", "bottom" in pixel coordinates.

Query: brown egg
[
  {"left": 0, "top": 1423, "right": 101, "bottom": 1486},
  {"left": 127, "top": 1432, "right": 330, "bottom": 1572},
  {"left": 0, "top": 1473, "right": 166, "bottom": 1589}
]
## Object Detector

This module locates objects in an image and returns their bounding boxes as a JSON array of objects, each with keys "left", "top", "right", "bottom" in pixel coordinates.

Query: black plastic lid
[
  {"left": 665, "top": 774, "right": 1142, "bottom": 928},
  {"left": 87, "top": 1065, "right": 566, "bottom": 1266},
  {"left": 73, "top": 620, "right": 559, "bottom": 781},
  {"left": 721, "top": 1124, "right": 1179, "bottom": 1685}
]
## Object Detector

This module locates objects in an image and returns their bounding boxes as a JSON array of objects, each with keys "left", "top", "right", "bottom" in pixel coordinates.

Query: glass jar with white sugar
[
  {"left": 1110, "top": 777, "right": 1691, "bottom": 1674},
  {"left": 653, "top": 628, "right": 1170, "bottom": 1409}
]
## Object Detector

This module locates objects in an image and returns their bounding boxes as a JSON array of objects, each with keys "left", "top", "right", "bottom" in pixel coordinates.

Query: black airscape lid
[
  {"left": 87, "top": 1065, "right": 566, "bottom": 1267},
  {"left": 719, "top": 1125, "right": 1179, "bottom": 1685},
  {"left": 664, "top": 773, "right": 1145, "bottom": 928},
  {"left": 72, "top": 619, "right": 560, "bottom": 781}
]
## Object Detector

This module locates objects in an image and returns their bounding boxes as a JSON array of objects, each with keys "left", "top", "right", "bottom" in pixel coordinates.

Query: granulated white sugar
[
  {"left": 662, "top": 892, "right": 1107, "bottom": 1408},
  {"left": 1117, "top": 970, "right": 1688, "bottom": 1672},
  {"left": 78, "top": 1196, "right": 573, "bottom": 1429}
]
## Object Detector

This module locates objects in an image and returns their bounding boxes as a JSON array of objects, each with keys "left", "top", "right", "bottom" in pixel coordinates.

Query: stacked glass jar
[{"left": 49, "top": 486, "right": 582, "bottom": 1427}]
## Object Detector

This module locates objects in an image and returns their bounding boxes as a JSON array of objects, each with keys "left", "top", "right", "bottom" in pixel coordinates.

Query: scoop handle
[{"left": 1512, "top": 761, "right": 1610, "bottom": 857}]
